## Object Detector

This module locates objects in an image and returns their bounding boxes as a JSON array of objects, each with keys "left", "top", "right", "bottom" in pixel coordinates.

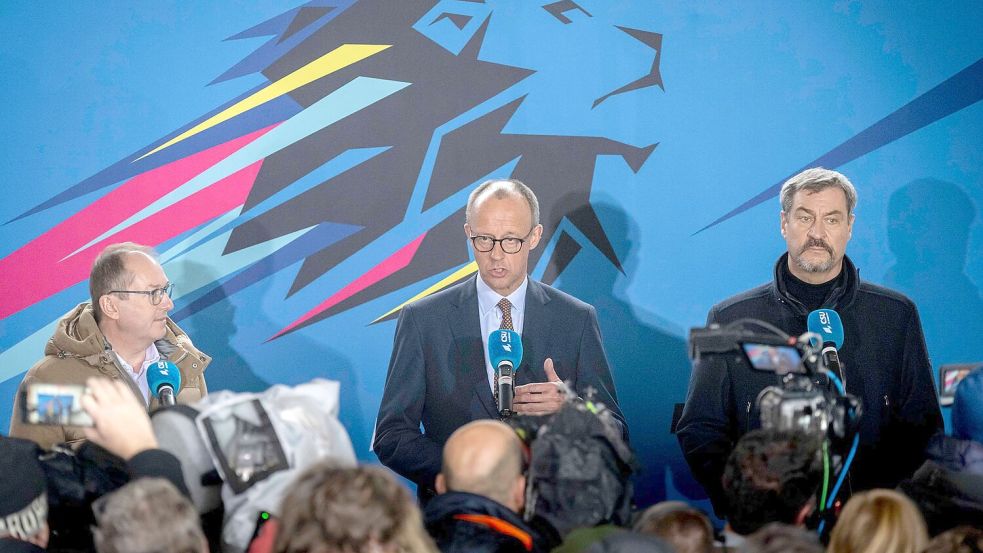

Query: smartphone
[
  {"left": 939, "top": 363, "right": 980, "bottom": 406},
  {"left": 21, "top": 382, "right": 93, "bottom": 426}
]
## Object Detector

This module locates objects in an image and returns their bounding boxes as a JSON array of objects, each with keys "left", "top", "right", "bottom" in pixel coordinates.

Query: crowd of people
[
  {"left": 2, "top": 175, "right": 981, "bottom": 552},
  {"left": 1, "top": 364, "right": 981, "bottom": 552}
]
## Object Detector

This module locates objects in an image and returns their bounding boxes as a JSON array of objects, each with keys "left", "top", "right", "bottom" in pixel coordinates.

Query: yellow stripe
[
  {"left": 137, "top": 43, "right": 391, "bottom": 160},
  {"left": 371, "top": 262, "right": 478, "bottom": 323}
]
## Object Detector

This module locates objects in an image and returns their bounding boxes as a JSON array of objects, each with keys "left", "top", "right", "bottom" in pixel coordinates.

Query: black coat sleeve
[
  {"left": 675, "top": 306, "right": 736, "bottom": 516},
  {"left": 372, "top": 304, "right": 443, "bottom": 491}
]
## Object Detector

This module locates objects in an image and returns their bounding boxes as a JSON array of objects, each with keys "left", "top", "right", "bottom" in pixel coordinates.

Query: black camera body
[{"left": 689, "top": 321, "right": 861, "bottom": 446}]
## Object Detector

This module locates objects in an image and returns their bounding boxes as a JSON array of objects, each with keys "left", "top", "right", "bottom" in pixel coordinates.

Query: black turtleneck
[{"left": 781, "top": 260, "right": 844, "bottom": 313}]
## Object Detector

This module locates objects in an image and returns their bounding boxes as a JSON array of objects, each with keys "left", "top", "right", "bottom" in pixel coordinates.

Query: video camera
[{"left": 689, "top": 319, "right": 861, "bottom": 447}]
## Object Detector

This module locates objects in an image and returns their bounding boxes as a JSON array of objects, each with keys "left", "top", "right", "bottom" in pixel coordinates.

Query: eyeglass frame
[
  {"left": 107, "top": 282, "right": 175, "bottom": 306},
  {"left": 467, "top": 227, "right": 536, "bottom": 254}
]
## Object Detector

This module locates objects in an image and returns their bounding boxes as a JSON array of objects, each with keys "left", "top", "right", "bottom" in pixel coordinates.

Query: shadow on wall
[
  {"left": 555, "top": 202, "right": 704, "bottom": 508},
  {"left": 882, "top": 179, "right": 983, "bottom": 367},
  {"left": 173, "top": 259, "right": 372, "bottom": 455}
]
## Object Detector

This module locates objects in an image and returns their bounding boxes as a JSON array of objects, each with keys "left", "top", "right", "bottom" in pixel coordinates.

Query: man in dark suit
[{"left": 373, "top": 179, "right": 626, "bottom": 501}]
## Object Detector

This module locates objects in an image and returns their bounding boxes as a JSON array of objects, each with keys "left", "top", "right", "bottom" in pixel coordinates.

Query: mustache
[{"left": 800, "top": 238, "right": 833, "bottom": 256}]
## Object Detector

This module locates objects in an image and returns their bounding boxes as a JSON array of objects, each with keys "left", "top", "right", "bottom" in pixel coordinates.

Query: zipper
[{"left": 745, "top": 400, "right": 753, "bottom": 431}]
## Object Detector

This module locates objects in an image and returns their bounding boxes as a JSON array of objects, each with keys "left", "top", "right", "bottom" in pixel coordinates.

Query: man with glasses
[
  {"left": 374, "top": 179, "right": 625, "bottom": 502},
  {"left": 10, "top": 242, "right": 210, "bottom": 449}
]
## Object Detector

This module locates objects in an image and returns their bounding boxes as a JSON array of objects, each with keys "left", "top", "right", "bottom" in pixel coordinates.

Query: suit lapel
[
  {"left": 518, "top": 279, "right": 552, "bottom": 385},
  {"left": 449, "top": 276, "right": 498, "bottom": 418}
]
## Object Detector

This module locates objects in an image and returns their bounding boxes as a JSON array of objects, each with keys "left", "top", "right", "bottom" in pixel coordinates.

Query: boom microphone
[
  {"left": 148, "top": 360, "right": 182, "bottom": 406},
  {"left": 807, "top": 309, "right": 845, "bottom": 385},
  {"left": 488, "top": 329, "right": 523, "bottom": 418}
]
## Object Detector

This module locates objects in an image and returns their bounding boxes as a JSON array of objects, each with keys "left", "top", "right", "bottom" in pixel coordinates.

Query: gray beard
[{"left": 792, "top": 251, "right": 835, "bottom": 274}]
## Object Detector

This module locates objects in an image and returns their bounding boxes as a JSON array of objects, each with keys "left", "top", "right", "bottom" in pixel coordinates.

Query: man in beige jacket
[{"left": 9, "top": 242, "right": 210, "bottom": 449}]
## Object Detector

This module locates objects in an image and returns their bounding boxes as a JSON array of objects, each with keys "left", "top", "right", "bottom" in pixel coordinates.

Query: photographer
[
  {"left": 0, "top": 377, "right": 189, "bottom": 552},
  {"left": 677, "top": 168, "right": 942, "bottom": 516}
]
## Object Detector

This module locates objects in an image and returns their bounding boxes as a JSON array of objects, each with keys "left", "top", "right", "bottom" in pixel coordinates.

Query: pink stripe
[
  {"left": 271, "top": 232, "right": 428, "bottom": 339},
  {"left": 0, "top": 126, "right": 276, "bottom": 319}
]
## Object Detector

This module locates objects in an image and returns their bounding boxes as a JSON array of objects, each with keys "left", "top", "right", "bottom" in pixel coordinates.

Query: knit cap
[
  {"left": 952, "top": 367, "right": 983, "bottom": 443},
  {"left": 0, "top": 437, "right": 48, "bottom": 543}
]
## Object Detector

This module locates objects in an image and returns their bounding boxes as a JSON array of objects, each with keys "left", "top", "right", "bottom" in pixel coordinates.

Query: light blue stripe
[{"left": 66, "top": 77, "right": 411, "bottom": 258}]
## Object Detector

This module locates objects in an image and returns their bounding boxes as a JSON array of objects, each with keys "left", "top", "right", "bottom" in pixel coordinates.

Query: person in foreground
[
  {"left": 424, "top": 420, "right": 544, "bottom": 553},
  {"left": 828, "top": 489, "right": 928, "bottom": 553},
  {"left": 272, "top": 461, "right": 438, "bottom": 553},
  {"left": 374, "top": 179, "right": 626, "bottom": 500},
  {"left": 676, "top": 167, "right": 942, "bottom": 514},
  {"left": 10, "top": 242, "right": 210, "bottom": 449},
  {"left": 93, "top": 478, "right": 207, "bottom": 553},
  {"left": 0, "top": 376, "right": 189, "bottom": 552}
]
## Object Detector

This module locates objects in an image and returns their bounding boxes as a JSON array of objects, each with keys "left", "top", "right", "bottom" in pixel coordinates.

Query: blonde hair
[{"left": 828, "top": 489, "right": 928, "bottom": 553}]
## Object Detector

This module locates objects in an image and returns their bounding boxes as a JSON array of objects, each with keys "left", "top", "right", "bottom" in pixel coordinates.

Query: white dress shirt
[
  {"left": 114, "top": 343, "right": 160, "bottom": 405},
  {"left": 476, "top": 274, "right": 528, "bottom": 392}
]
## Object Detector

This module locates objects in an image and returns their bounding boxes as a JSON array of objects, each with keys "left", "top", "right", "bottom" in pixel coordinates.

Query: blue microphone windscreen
[
  {"left": 488, "top": 329, "right": 523, "bottom": 373},
  {"left": 147, "top": 360, "right": 182, "bottom": 397},
  {"left": 807, "top": 309, "right": 844, "bottom": 349}
]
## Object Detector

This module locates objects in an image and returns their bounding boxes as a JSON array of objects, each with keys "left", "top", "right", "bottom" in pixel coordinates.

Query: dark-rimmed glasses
[
  {"left": 108, "top": 283, "right": 174, "bottom": 305},
  {"left": 469, "top": 229, "right": 534, "bottom": 254}
]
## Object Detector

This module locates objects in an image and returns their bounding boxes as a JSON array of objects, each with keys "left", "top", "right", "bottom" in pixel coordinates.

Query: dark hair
[
  {"left": 924, "top": 526, "right": 983, "bottom": 553},
  {"left": 722, "top": 429, "right": 822, "bottom": 535}
]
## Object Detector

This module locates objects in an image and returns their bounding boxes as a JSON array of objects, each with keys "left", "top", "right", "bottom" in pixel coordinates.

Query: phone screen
[
  {"left": 741, "top": 343, "right": 804, "bottom": 374},
  {"left": 22, "top": 383, "right": 93, "bottom": 426}
]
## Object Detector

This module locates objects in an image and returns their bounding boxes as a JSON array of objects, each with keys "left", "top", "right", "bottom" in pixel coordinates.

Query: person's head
[
  {"left": 274, "top": 461, "right": 437, "bottom": 553},
  {"left": 952, "top": 368, "right": 983, "bottom": 443},
  {"left": 739, "top": 523, "right": 824, "bottom": 553},
  {"left": 464, "top": 179, "right": 543, "bottom": 297},
  {"left": 92, "top": 478, "right": 206, "bottom": 553},
  {"left": 779, "top": 168, "right": 857, "bottom": 284},
  {"left": 828, "top": 489, "right": 928, "bottom": 553},
  {"left": 923, "top": 526, "right": 983, "bottom": 553},
  {"left": 633, "top": 501, "right": 713, "bottom": 553},
  {"left": 90, "top": 242, "right": 174, "bottom": 346},
  {"left": 436, "top": 420, "right": 526, "bottom": 513},
  {"left": 0, "top": 438, "right": 49, "bottom": 550},
  {"left": 722, "top": 429, "right": 822, "bottom": 535}
]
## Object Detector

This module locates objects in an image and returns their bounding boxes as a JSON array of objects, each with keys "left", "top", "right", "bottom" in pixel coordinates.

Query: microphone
[
  {"left": 488, "top": 329, "right": 523, "bottom": 418},
  {"left": 148, "top": 360, "right": 182, "bottom": 406},
  {"left": 807, "top": 309, "right": 845, "bottom": 385}
]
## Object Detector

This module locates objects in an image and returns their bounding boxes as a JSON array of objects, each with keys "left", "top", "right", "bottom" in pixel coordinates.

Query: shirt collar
[{"left": 476, "top": 274, "right": 528, "bottom": 318}]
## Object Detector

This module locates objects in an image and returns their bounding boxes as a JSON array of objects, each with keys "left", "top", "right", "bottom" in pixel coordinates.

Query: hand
[
  {"left": 81, "top": 377, "right": 158, "bottom": 460},
  {"left": 513, "top": 358, "right": 566, "bottom": 415}
]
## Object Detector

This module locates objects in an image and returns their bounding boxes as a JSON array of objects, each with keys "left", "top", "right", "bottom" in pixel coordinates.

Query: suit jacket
[{"left": 373, "top": 276, "right": 626, "bottom": 497}]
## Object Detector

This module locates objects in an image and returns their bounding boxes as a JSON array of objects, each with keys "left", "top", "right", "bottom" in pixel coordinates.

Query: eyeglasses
[
  {"left": 108, "top": 283, "right": 174, "bottom": 305},
  {"left": 469, "top": 229, "right": 534, "bottom": 254}
]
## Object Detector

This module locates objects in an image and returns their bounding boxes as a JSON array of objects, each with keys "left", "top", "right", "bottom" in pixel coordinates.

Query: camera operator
[{"left": 676, "top": 168, "right": 942, "bottom": 516}]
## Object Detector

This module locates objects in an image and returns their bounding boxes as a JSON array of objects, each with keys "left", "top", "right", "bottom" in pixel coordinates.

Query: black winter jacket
[
  {"left": 899, "top": 434, "right": 983, "bottom": 534},
  {"left": 676, "top": 254, "right": 943, "bottom": 515},
  {"left": 424, "top": 492, "right": 547, "bottom": 553}
]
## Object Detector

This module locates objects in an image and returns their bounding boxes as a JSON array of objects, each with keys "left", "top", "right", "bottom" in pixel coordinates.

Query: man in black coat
[{"left": 676, "top": 167, "right": 943, "bottom": 516}]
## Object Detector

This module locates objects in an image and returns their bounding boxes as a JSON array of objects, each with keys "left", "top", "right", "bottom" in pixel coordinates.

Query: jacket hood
[
  {"left": 424, "top": 491, "right": 523, "bottom": 525},
  {"left": 45, "top": 303, "right": 109, "bottom": 365}
]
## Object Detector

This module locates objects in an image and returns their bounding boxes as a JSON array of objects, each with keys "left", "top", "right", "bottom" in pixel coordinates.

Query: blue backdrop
[{"left": 2, "top": 1, "right": 981, "bottom": 511}]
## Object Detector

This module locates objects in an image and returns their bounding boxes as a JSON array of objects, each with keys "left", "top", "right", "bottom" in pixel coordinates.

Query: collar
[
  {"left": 113, "top": 343, "right": 161, "bottom": 375},
  {"left": 772, "top": 252, "right": 860, "bottom": 315},
  {"left": 476, "top": 274, "right": 528, "bottom": 320}
]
